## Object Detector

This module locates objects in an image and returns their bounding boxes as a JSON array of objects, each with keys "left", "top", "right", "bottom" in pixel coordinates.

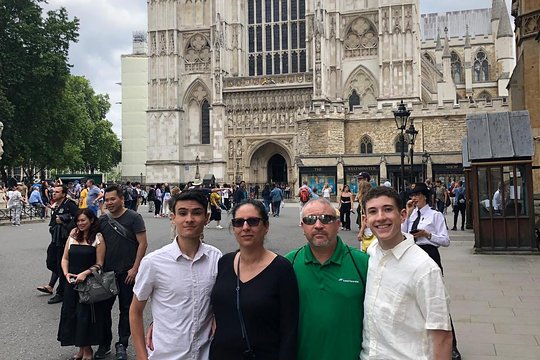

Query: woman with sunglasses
[{"left": 210, "top": 199, "right": 299, "bottom": 360}]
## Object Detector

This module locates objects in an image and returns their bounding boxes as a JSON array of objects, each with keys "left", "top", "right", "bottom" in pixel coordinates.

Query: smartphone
[
  {"left": 69, "top": 277, "right": 77, "bottom": 284},
  {"left": 410, "top": 229, "right": 420, "bottom": 234}
]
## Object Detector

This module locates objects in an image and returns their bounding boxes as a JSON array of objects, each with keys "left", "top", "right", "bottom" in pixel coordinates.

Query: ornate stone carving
[
  {"left": 381, "top": 8, "right": 389, "bottom": 33},
  {"left": 344, "top": 17, "right": 378, "bottom": 58},
  {"left": 159, "top": 32, "right": 166, "bottom": 54},
  {"left": 522, "top": 12, "right": 540, "bottom": 37},
  {"left": 223, "top": 73, "right": 313, "bottom": 89},
  {"left": 344, "top": 67, "right": 378, "bottom": 106},
  {"left": 404, "top": 6, "right": 413, "bottom": 32},
  {"left": 392, "top": 7, "right": 402, "bottom": 33},
  {"left": 150, "top": 32, "right": 157, "bottom": 55},
  {"left": 228, "top": 140, "right": 234, "bottom": 158},
  {"left": 168, "top": 31, "right": 175, "bottom": 54},
  {"left": 184, "top": 33, "right": 211, "bottom": 71}
]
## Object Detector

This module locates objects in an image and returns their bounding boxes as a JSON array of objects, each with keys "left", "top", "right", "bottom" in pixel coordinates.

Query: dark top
[
  {"left": 210, "top": 252, "right": 299, "bottom": 360},
  {"left": 99, "top": 209, "right": 146, "bottom": 273},
  {"left": 58, "top": 242, "right": 109, "bottom": 346},
  {"left": 49, "top": 198, "right": 79, "bottom": 246}
]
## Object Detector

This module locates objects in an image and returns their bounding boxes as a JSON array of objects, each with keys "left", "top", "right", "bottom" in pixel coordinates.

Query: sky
[{"left": 40, "top": 0, "right": 511, "bottom": 138}]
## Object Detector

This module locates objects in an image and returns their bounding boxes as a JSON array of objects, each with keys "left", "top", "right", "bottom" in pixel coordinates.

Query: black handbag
[{"left": 74, "top": 269, "right": 118, "bottom": 304}]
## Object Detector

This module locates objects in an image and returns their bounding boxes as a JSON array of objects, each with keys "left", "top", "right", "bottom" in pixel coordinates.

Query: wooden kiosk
[{"left": 466, "top": 111, "right": 538, "bottom": 253}]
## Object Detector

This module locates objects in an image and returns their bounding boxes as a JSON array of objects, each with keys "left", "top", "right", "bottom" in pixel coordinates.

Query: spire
[
  {"left": 442, "top": 27, "right": 450, "bottom": 58},
  {"left": 496, "top": 0, "right": 513, "bottom": 38},
  {"left": 464, "top": 25, "right": 471, "bottom": 48},
  {"left": 435, "top": 28, "right": 442, "bottom": 51},
  {"left": 491, "top": 0, "right": 503, "bottom": 21}
]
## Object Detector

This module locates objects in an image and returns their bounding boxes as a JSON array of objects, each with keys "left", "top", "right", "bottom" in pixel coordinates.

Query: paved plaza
[{"left": 1, "top": 203, "right": 539, "bottom": 359}]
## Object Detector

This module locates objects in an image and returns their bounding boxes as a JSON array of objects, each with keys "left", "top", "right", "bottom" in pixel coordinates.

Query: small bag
[{"left": 75, "top": 269, "right": 118, "bottom": 304}]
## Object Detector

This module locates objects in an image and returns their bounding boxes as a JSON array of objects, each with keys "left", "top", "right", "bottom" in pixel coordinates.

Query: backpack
[{"left": 299, "top": 187, "right": 310, "bottom": 203}]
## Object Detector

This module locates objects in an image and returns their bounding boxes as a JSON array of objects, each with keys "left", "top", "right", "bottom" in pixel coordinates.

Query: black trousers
[
  {"left": 453, "top": 204, "right": 466, "bottom": 229},
  {"left": 340, "top": 203, "right": 351, "bottom": 230},
  {"left": 102, "top": 272, "right": 134, "bottom": 348},
  {"left": 55, "top": 246, "right": 66, "bottom": 296},
  {"left": 417, "top": 244, "right": 458, "bottom": 348}
]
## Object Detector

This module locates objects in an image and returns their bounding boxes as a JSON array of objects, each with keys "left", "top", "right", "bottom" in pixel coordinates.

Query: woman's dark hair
[
  {"left": 74, "top": 208, "right": 100, "bottom": 245},
  {"left": 230, "top": 199, "right": 269, "bottom": 225},
  {"left": 343, "top": 184, "right": 350, "bottom": 192}
]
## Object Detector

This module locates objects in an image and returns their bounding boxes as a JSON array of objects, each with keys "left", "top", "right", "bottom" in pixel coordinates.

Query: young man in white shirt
[
  {"left": 130, "top": 191, "right": 222, "bottom": 360},
  {"left": 361, "top": 186, "right": 453, "bottom": 360}
]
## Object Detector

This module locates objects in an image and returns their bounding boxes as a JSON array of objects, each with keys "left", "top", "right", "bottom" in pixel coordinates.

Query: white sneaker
[
  {"left": 205, "top": 225, "right": 210, "bottom": 228},
  {"left": 216, "top": 225, "right": 223, "bottom": 229}
]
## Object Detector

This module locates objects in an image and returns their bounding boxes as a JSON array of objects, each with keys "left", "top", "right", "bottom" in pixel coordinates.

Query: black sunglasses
[
  {"left": 302, "top": 214, "right": 337, "bottom": 225},
  {"left": 231, "top": 217, "right": 263, "bottom": 228}
]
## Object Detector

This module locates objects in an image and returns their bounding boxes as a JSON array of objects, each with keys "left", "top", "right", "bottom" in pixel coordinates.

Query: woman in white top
[{"left": 322, "top": 183, "right": 332, "bottom": 200}]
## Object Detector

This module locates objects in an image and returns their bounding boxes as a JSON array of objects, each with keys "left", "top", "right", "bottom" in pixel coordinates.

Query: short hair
[
  {"left": 55, "top": 184, "right": 68, "bottom": 195},
  {"left": 300, "top": 198, "right": 335, "bottom": 218},
  {"left": 169, "top": 190, "right": 209, "bottom": 212},
  {"left": 104, "top": 184, "right": 124, "bottom": 199},
  {"left": 87, "top": 179, "right": 95, "bottom": 185},
  {"left": 230, "top": 199, "right": 269, "bottom": 225},
  {"left": 362, "top": 187, "right": 403, "bottom": 211}
]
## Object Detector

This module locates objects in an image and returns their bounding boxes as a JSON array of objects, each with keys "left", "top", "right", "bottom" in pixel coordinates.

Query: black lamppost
[
  {"left": 422, "top": 151, "right": 430, "bottom": 181},
  {"left": 393, "top": 100, "right": 411, "bottom": 192},
  {"left": 406, "top": 120, "right": 418, "bottom": 184}
]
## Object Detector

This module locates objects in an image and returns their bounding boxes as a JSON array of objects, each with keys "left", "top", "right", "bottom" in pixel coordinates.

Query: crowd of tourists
[{"left": 23, "top": 172, "right": 467, "bottom": 360}]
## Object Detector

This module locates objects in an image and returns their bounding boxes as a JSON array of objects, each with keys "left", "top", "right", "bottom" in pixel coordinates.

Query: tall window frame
[
  {"left": 248, "top": 0, "right": 306, "bottom": 76},
  {"left": 201, "top": 100, "right": 210, "bottom": 145},
  {"left": 451, "top": 51, "right": 463, "bottom": 84},
  {"left": 473, "top": 50, "right": 489, "bottom": 82},
  {"left": 360, "top": 135, "right": 373, "bottom": 154}
]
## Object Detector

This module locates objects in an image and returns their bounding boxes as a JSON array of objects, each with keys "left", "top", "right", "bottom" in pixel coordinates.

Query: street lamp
[
  {"left": 422, "top": 151, "right": 430, "bottom": 181},
  {"left": 393, "top": 100, "right": 411, "bottom": 192},
  {"left": 140, "top": 172, "right": 143, "bottom": 185},
  {"left": 406, "top": 120, "right": 418, "bottom": 184},
  {"left": 195, "top": 155, "right": 200, "bottom": 180}
]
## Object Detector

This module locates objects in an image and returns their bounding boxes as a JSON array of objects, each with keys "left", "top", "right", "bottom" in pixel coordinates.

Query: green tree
[{"left": 0, "top": 0, "right": 79, "bottom": 182}]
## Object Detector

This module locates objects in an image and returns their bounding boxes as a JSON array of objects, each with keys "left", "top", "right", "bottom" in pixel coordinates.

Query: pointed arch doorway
[{"left": 268, "top": 154, "right": 288, "bottom": 184}]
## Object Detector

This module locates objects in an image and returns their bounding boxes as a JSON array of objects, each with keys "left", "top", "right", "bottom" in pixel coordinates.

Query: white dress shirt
[
  {"left": 401, "top": 204, "right": 450, "bottom": 247},
  {"left": 133, "top": 240, "right": 222, "bottom": 360},
  {"left": 361, "top": 235, "right": 452, "bottom": 360}
]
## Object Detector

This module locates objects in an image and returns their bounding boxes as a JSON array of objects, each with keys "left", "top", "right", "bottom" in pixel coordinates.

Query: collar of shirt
[
  {"left": 169, "top": 238, "right": 209, "bottom": 262},
  {"left": 303, "top": 236, "right": 346, "bottom": 266},
  {"left": 374, "top": 234, "right": 415, "bottom": 261},
  {"left": 415, "top": 204, "right": 431, "bottom": 217}
]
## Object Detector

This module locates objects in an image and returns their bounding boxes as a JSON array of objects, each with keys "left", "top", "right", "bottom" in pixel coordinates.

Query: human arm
[
  {"left": 430, "top": 330, "right": 452, "bottom": 360},
  {"left": 412, "top": 212, "right": 450, "bottom": 247},
  {"left": 130, "top": 296, "right": 149, "bottom": 360},
  {"left": 125, "top": 231, "right": 148, "bottom": 284},
  {"left": 61, "top": 237, "right": 74, "bottom": 282}
]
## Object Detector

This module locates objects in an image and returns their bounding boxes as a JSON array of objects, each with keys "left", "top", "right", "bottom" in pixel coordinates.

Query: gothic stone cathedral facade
[{"left": 144, "top": 0, "right": 514, "bottom": 194}]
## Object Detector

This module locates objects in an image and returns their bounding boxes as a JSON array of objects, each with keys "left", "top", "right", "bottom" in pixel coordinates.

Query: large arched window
[
  {"left": 474, "top": 51, "right": 489, "bottom": 82},
  {"left": 360, "top": 135, "right": 373, "bottom": 154},
  {"left": 394, "top": 134, "right": 409, "bottom": 153},
  {"left": 248, "top": 0, "right": 306, "bottom": 76},
  {"left": 349, "top": 90, "right": 361, "bottom": 111},
  {"left": 201, "top": 100, "right": 210, "bottom": 144},
  {"left": 451, "top": 51, "right": 462, "bottom": 83}
]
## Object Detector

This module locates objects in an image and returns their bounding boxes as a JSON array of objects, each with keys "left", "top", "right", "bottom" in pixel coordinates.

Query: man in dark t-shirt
[{"left": 95, "top": 185, "right": 147, "bottom": 360}]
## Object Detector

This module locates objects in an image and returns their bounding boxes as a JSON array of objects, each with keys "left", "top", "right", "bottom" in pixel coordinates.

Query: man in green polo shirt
[{"left": 286, "top": 198, "right": 369, "bottom": 360}]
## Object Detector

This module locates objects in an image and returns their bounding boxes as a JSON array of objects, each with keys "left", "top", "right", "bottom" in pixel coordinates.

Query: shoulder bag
[{"left": 75, "top": 268, "right": 118, "bottom": 304}]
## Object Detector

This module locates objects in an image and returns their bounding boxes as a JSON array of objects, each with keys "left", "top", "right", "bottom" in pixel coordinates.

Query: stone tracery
[
  {"left": 185, "top": 33, "right": 211, "bottom": 71},
  {"left": 344, "top": 17, "right": 378, "bottom": 57}
]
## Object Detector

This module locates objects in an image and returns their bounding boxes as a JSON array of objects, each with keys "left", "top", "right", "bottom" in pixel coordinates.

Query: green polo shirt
[{"left": 285, "top": 237, "right": 369, "bottom": 360}]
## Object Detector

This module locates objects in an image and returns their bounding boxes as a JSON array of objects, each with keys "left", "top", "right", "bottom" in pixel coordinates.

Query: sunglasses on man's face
[
  {"left": 302, "top": 214, "right": 337, "bottom": 225},
  {"left": 231, "top": 217, "right": 262, "bottom": 228}
]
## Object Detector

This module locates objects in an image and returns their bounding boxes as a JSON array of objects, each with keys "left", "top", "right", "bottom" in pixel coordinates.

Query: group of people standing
[
  {"left": 37, "top": 184, "right": 147, "bottom": 360},
  {"left": 33, "top": 174, "right": 464, "bottom": 360}
]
